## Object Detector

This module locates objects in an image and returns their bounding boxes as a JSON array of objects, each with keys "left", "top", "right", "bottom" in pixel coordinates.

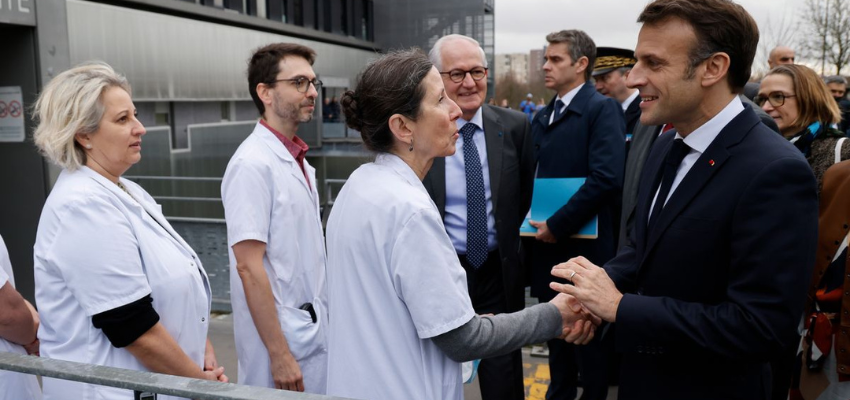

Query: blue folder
[{"left": 520, "top": 177, "right": 598, "bottom": 239}]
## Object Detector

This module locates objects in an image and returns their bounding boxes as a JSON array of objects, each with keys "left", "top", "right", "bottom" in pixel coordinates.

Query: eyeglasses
[
  {"left": 270, "top": 77, "right": 323, "bottom": 93},
  {"left": 440, "top": 68, "right": 488, "bottom": 83},
  {"left": 754, "top": 92, "right": 796, "bottom": 108}
]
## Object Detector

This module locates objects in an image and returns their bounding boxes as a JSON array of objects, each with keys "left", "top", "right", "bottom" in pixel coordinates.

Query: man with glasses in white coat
[{"left": 222, "top": 42, "right": 327, "bottom": 393}]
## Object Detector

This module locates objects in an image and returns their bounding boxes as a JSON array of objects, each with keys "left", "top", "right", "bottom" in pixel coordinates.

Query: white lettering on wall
[{"left": 0, "top": 0, "right": 31, "bottom": 13}]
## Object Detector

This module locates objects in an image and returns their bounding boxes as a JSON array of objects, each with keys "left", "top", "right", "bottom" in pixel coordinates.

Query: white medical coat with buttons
[
  {"left": 34, "top": 167, "right": 212, "bottom": 400},
  {"left": 221, "top": 121, "right": 328, "bottom": 393},
  {"left": 325, "top": 153, "right": 475, "bottom": 400},
  {"left": 0, "top": 235, "right": 42, "bottom": 400}
]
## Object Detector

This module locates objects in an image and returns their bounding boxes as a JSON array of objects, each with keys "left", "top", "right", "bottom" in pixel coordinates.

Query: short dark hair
[
  {"left": 638, "top": 0, "right": 758, "bottom": 93},
  {"left": 341, "top": 49, "right": 432, "bottom": 153},
  {"left": 247, "top": 43, "right": 317, "bottom": 115},
  {"left": 545, "top": 30, "right": 597, "bottom": 82}
]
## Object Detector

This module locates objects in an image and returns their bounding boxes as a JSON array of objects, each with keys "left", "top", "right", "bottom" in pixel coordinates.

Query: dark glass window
[
  {"left": 360, "top": 0, "right": 369, "bottom": 40},
  {"left": 322, "top": 0, "right": 332, "bottom": 32},
  {"left": 293, "top": 0, "right": 304, "bottom": 26},
  {"left": 339, "top": 0, "right": 347, "bottom": 35},
  {"left": 268, "top": 0, "right": 288, "bottom": 22},
  {"left": 224, "top": 0, "right": 243, "bottom": 12},
  {"left": 246, "top": 0, "right": 258, "bottom": 16}
]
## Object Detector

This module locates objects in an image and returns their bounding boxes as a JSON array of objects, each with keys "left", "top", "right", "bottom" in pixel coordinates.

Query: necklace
[{"left": 115, "top": 181, "right": 137, "bottom": 201}]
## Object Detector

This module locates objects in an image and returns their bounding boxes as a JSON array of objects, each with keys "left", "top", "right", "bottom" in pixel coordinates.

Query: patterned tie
[
  {"left": 552, "top": 99, "right": 566, "bottom": 122},
  {"left": 460, "top": 122, "right": 488, "bottom": 268},
  {"left": 648, "top": 138, "right": 689, "bottom": 231}
]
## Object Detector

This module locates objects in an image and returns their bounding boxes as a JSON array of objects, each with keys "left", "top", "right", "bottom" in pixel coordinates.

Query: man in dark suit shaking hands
[
  {"left": 551, "top": 1, "right": 819, "bottom": 399},
  {"left": 529, "top": 30, "right": 625, "bottom": 400},
  {"left": 423, "top": 34, "right": 535, "bottom": 400}
]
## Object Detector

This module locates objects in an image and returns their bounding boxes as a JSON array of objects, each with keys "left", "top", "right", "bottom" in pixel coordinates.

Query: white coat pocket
[{"left": 279, "top": 305, "right": 325, "bottom": 361}]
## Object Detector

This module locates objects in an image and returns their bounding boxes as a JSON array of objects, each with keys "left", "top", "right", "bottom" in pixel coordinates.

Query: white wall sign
[
  {"left": 0, "top": 0, "right": 35, "bottom": 26},
  {"left": 0, "top": 87, "right": 25, "bottom": 143}
]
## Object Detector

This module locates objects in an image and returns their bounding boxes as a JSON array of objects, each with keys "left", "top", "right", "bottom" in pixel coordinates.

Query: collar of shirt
[
  {"left": 375, "top": 152, "right": 428, "bottom": 195},
  {"left": 677, "top": 96, "right": 745, "bottom": 155},
  {"left": 650, "top": 96, "right": 744, "bottom": 216},
  {"left": 550, "top": 85, "right": 583, "bottom": 125},
  {"left": 457, "top": 107, "right": 484, "bottom": 131},
  {"left": 622, "top": 90, "right": 640, "bottom": 112},
  {"left": 260, "top": 119, "right": 309, "bottom": 164},
  {"left": 556, "top": 84, "right": 583, "bottom": 110}
]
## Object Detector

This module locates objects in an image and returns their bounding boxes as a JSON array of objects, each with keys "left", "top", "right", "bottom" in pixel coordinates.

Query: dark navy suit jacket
[
  {"left": 606, "top": 105, "right": 818, "bottom": 400},
  {"left": 529, "top": 82, "right": 625, "bottom": 300}
]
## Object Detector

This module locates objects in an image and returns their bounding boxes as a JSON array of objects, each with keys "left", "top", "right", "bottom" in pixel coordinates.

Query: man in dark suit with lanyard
[
  {"left": 528, "top": 29, "right": 625, "bottom": 400},
  {"left": 551, "top": 1, "right": 818, "bottom": 399},
  {"left": 423, "top": 34, "right": 535, "bottom": 400}
]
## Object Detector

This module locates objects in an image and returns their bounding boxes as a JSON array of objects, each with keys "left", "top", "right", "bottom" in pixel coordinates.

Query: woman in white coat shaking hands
[
  {"left": 324, "top": 50, "right": 598, "bottom": 400},
  {"left": 31, "top": 62, "right": 227, "bottom": 400}
]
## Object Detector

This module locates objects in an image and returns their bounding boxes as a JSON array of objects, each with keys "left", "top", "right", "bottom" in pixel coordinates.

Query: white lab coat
[
  {"left": 33, "top": 167, "right": 211, "bottom": 400},
  {"left": 0, "top": 235, "right": 42, "bottom": 400},
  {"left": 221, "top": 121, "right": 328, "bottom": 392},
  {"left": 325, "top": 153, "right": 475, "bottom": 400}
]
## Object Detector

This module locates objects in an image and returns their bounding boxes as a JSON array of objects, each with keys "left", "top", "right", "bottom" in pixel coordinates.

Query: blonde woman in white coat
[{"left": 32, "top": 62, "right": 227, "bottom": 400}]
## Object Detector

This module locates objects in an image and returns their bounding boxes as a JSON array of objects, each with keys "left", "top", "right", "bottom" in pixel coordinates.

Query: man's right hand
[
  {"left": 548, "top": 293, "right": 599, "bottom": 345},
  {"left": 271, "top": 352, "right": 304, "bottom": 392}
]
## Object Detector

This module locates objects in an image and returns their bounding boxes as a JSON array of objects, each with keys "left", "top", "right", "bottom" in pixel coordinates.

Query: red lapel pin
[{"left": 709, "top": 159, "right": 715, "bottom": 166}]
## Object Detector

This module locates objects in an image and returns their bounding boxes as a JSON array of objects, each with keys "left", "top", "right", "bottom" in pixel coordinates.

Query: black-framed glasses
[
  {"left": 754, "top": 92, "right": 796, "bottom": 108},
  {"left": 270, "top": 77, "right": 323, "bottom": 93},
  {"left": 440, "top": 67, "right": 488, "bottom": 83}
]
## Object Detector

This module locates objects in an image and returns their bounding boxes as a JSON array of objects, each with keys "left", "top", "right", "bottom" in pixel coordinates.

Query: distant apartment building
[
  {"left": 495, "top": 52, "right": 528, "bottom": 84},
  {"left": 528, "top": 48, "right": 545, "bottom": 84}
]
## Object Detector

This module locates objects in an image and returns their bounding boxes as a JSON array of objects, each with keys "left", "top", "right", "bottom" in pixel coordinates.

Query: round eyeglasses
[
  {"left": 270, "top": 77, "right": 323, "bottom": 93},
  {"left": 440, "top": 68, "right": 488, "bottom": 83},
  {"left": 754, "top": 92, "right": 796, "bottom": 108}
]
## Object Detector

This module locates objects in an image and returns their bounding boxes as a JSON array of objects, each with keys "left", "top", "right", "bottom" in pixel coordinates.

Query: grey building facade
[{"left": 0, "top": 0, "right": 494, "bottom": 306}]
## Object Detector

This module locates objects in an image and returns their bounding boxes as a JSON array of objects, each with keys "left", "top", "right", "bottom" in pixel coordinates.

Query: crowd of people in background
[{"left": 3, "top": 0, "right": 850, "bottom": 400}]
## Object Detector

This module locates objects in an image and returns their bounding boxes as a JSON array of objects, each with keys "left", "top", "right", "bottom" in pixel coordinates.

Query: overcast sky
[{"left": 494, "top": 0, "right": 803, "bottom": 74}]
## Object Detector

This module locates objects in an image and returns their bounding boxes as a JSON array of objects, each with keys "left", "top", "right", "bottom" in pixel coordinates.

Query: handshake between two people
[{"left": 547, "top": 256, "right": 624, "bottom": 345}]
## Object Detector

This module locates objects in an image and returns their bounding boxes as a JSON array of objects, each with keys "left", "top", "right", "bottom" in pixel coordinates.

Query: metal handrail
[
  {"left": 0, "top": 352, "right": 351, "bottom": 400},
  {"left": 124, "top": 175, "right": 223, "bottom": 182},
  {"left": 324, "top": 179, "right": 347, "bottom": 205}
]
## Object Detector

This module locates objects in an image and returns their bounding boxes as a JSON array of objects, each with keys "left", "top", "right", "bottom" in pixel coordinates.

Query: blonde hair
[{"left": 33, "top": 62, "right": 130, "bottom": 170}]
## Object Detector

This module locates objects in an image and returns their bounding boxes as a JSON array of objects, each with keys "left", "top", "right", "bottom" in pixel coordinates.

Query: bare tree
[
  {"left": 799, "top": 0, "right": 850, "bottom": 74},
  {"left": 755, "top": 9, "right": 799, "bottom": 75}
]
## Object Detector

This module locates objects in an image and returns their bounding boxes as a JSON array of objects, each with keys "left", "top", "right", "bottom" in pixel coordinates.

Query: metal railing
[
  {"left": 124, "top": 175, "right": 225, "bottom": 223},
  {"left": 0, "top": 352, "right": 351, "bottom": 400},
  {"left": 324, "top": 179, "right": 347, "bottom": 206}
]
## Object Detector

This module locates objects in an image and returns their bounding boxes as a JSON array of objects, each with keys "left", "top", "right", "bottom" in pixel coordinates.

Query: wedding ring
[{"left": 569, "top": 270, "right": 577, "bottom": 280}]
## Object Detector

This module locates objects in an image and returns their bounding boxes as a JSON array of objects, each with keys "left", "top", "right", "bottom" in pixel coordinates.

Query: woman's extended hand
[{"left": 548, "top": 293, "right": 600, "bottom": 345}]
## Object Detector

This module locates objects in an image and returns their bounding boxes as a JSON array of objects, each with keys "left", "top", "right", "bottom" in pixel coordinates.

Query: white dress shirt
[
  {"left": 649, "top": 96, "right": 745, "bottom": 215},
  {"left": 549, "top": 84, "right": 583, "bottom": 125},
  {"left": 622, "top": 90, "right": 640, "bottom": 112},
  {"left": 445, "top": 107, "right": 497, "bottom": 253}
]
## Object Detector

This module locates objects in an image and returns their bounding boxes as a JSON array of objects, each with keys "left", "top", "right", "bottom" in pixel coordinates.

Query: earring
[
  {"left": 409, "top": 138, "right": 414, "bottom": 152},
  {"left": 85, "top": 144, "right": 92, "bottom": 149}
]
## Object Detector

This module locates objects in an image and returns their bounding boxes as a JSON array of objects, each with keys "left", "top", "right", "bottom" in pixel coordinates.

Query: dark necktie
[
  {"left": 648, "top": 138, "right": 689, "bottom": 230},
  {"left": 460, "top": 122, "right": 487, "bottom": 268},
  {"left": 552, "top": 99, "right": 565, "bottom": 122}
]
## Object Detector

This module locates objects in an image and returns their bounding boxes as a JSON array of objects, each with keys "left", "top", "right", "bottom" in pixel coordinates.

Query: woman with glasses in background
[
  {"left": 757, "top": 64, "right": 849, "bottom": 191},
  {"left": 758, "top": 64, "right": 850, "bottom": 400}
]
